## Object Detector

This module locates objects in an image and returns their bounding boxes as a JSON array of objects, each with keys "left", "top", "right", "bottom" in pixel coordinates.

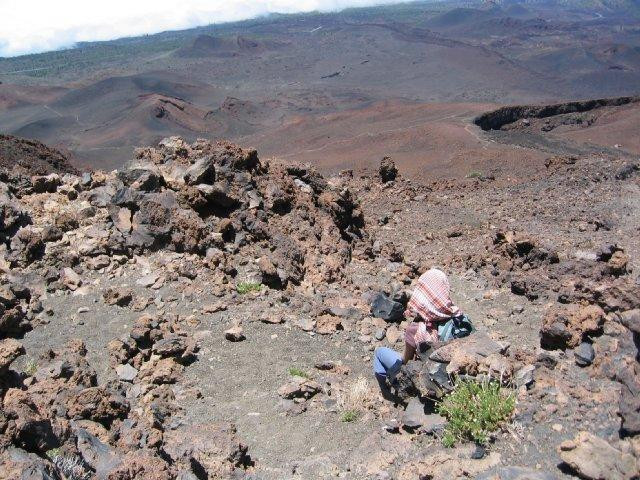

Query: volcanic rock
[
  {"left": 115, "top": 364, "right": 138, "bottom": 382},
  {"left": 76, "top": 427, "right": 122, "bottom": 475},
  {"left": 379, "top": 156, "right": 398, "bottom": 183},
  {"left": 138, "top": 357, "right": 183, "bottom": 384},
  {"left": 67, "top": 386, "right": 129, "bottom": 426},
  {"left": 619, "top": 309, "right": 640, "bottom": 334},
  {"left": 559, "top": 431, "right": 636, "bottom": 480},
  {"left": 224, "top": 326, "right": 245, "bottom": 342},
  {"left": 370, "top": 293, "right": 404, "bottom": 322},
  {"left": 429, "top": 332, "right": 504, "bottom": 363},
  {"left": 0, "top": 447, "right": 59, "bottom": 480},
  {"left": 104, "top": 451, "right": 174, "bottom": 480},
  {"left": 540, "top": 304, "right": 604, "bottom": 350},
  {"left": 103, "top": 287, "right": 133, "bottom": 307},
  {"left": 315, "top": 315, "right": 343, "bottom": 335},
  {"left": 477, "top": 466, "right": 557, "bottom": 480},
  {"left": 31, "top": 173, "right": 61, "bottom": 194},
  {"left": 183, "top": 156, "right": 215, "bottom": 185},
  {"left": 616, "top": 362, "right": 640, "bottom": 435},
  {"left": 163, "top": 423, "right": 251, "bottom": 478},
  {"left": 514, "top": 365, "right": 536, "bottom": 389},
  {"left": 277, "top": 377, "right": 322, "bottom": 400},
  {"left": 575, "top": 342, "right": 595, "bottom": 367},
  {"left": 402, "top": 397, "right": 427, "bottom": 429},
  {"left": 60, "top": 267, "right": 82, "bottom": 291},
  {"left": 0, "top": 338, "right": 24, "bottom": 375}
]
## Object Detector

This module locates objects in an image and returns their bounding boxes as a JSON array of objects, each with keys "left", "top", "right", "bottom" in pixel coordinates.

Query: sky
[{"left": 0, "top": 0, "right": 409, "bottom": 57}]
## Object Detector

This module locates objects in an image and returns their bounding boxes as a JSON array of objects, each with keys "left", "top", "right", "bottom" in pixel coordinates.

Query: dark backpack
[{"left": 437, "top": 314, "right": 474, "bottom": 342}]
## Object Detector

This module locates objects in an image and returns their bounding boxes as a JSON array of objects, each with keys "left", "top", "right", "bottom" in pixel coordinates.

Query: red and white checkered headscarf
[
  {"left": 405, "top": 268, "right": 460, "bottom": 323},
  {"left": 405, "top": 268, "right": 461, "bottom": 346}
]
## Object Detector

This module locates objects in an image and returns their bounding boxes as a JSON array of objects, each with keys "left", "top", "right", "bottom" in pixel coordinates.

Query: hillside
[
  {"left": 0, "top": 134, "right": 79, "bottom": 175},
  {"left": 0, "top": 0, "right": 639, "bottom": 171},
  {"left": 0, "top": 133, "right": 638, "bottom": 479},
  {"left": 1, "top": 0, "right": 640, "bottom": 478}
]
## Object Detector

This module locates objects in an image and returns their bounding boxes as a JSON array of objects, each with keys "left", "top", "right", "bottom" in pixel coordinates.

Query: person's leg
[
  {"left": 374, "top": 347, "right": 403, "bottom": 402},
  {"left": 373, "top": 347, "right": 403, "bottom": 378}
]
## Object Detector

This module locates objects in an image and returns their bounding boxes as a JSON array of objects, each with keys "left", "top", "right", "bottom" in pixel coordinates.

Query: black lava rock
[
  {"left": 370, "top": 293, "right": 404, "bottom": 322},
  {"left": 574, "top": 342, "right": 595, "bottom": 367}
]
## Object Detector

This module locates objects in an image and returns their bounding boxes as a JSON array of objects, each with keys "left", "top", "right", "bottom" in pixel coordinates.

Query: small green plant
[
  {"left": 340, "top": 409, "right": 360, "bottom": 423},
  {"left": 288, "top": 367, "right": 310, "bottom": 379},
  {"left": 236, "top": 282, "right": 262, "bottom": 294},
  {"left": 466, "top": 171, "right": 483, "bottom": 179},
  {"left": 437, "top": 379, "right": 515, "bottom": 447},
  {"left": 45, "top": 448, "right": 61, "bottom": 460},
  {"left": 24, "top": 358, "right": 38, "bottom": 376}
]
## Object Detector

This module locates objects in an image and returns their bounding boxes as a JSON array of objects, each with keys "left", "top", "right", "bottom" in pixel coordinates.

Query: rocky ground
[{"left": 0, "top": 136, "right": 638, "bottom": 479}]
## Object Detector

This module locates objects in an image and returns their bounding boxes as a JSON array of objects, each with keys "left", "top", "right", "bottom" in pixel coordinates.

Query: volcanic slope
[
  {"left": 1, "top": 135, "right": 639, "bottom": 479},
  {"left": 1, "top": 0, "right": 639, "bottom": 169}
]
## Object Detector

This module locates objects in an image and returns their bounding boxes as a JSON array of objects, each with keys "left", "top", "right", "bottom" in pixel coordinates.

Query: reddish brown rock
[
  {"left": 67, "top": 386, "right": 129, "bottom": 426},
  {"left": 138, "top": 357, "right": 184, "bottom": 384},
  {"left": 224, "top": 326, "right": 245, "bottom": 342},
  {"left": 277, "top": 377, "right": 322, "bottom": 399},
  {"left": 103, "top": 287, "right": 134, "bottom": 307},
  {"left": 105, "top": 452, "right": 174, "bottom": 480},
  {"left": 315, "top": 314, "right": 343, "bottom": 335},
  {"left": 559, "top": 431, "right": 636, "bottom": 480},
  {"left": 0, "top": 338, "right": 24, "bottom": 375},
  {"left": 0, "top": 447, "right": 59, "bottom": 480},
  {"left": 163, "top": 423, "right": 251, "bottom": 478},
  {"left": 540, "top": 304, "right": 605, "bottom": 350}
]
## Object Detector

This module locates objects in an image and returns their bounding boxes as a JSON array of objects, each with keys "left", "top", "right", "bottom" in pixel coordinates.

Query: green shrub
[
  {"left": 236, "top": 282, "right": 262, "bottom": 294},
  {"left": 466, "top": 171, "right": 483, "bottom": 179},
  {"left": 24, "top": 358, "right": 38, "bottom": 376},
  {"left": 437, "top": 379, "right": 515, "bottom": 447},
  {"left": 288, "top": 367, "right": 310, "bottom": 379},
  {"left": 45, "top": 448, "right": 61, "bottom": 460},
  {"left": 340, "top": 409, "right": 360, "bottom": 423}
]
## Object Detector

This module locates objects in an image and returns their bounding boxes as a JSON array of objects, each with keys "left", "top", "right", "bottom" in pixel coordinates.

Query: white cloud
[{"left": 0, "top": 0, "right": 408, "bottom": 57}]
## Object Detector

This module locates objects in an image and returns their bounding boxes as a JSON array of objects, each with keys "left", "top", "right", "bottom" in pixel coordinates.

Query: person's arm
[{"left": 402, "top": 342, "right": 416, "bottom": 364}]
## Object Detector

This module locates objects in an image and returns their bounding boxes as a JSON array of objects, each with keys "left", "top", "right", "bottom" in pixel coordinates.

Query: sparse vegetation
[
  {"left": 45, "top": 448, "right": 61, "bottom": 460},
  {"left": 23, "top": 358, "right": 38, "bottom": 376},
  {"left": 46, "top": 448, "right": 92, "bottom": 479},
  {"left": 336, "top": 376, "right": 376, "bottom": 423},
  {"left": 236, "top": 281, "right": 262, "bottom": 294},
  {"left": 288, "top": 366, "right": 310, "bottom": 379},
  {"left": 437, "top": 379, "right": 515, "bottom": 447},
  {"left": 340, "top": 409, "right": 360, "bottom": 423}
]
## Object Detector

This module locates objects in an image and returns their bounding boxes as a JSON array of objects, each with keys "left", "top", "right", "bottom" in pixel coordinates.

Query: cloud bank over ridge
[{"left": 0, "top": 0, "right": 409, "bottom": 57}]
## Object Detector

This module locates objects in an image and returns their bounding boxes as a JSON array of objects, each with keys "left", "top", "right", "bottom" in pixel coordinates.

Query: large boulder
[
  {"left": 0, "top": 447, "right": 59, "bottom": 480},
  {"left": 163, "top": 423, "right": 251, "bottom": 478},
  {"left": 558, "top": 431, "right": 637, "bottom": 480},
  {"left": 67, "top": 386, "right": 129, "bottom": 427}
]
